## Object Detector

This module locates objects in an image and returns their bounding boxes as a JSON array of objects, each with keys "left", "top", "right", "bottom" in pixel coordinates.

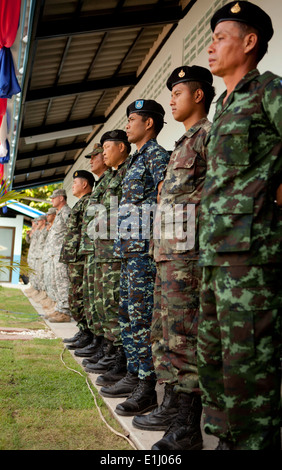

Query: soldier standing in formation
[
  {"left": 41, "top": 207, "right": 57, "bottom": 313},
  {"left": 100, "top": 100, "right": 170, "bottom": 418},
  {"left": 132, "top": 66, "right": 215, "bottom": 451},
  {"left": 84, "top": 130, "right": 130, "bottom": 385},
  {"left": 46, "top": 189, "right": 71, "bottom": 323},
  {"left": 73, "top": 145, "right": 112, "bottom": 356},
  {"left": 197, "top": 1, "right": 282, "bottom": 450},
  {"left": 59, "top": 170, "right": 94, "bottom": 341}
]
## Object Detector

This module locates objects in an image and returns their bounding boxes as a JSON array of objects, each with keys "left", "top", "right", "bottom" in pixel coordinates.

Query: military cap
[
  {"left": 50, "top": 188, "right": 67, "bottom": 198},
  {"left": 37, "top": 214, "right": 47, "bottom": 221},
  {"left": 211, "top": 1, "right": 273, "bottom": 43},
  {"left": 166, "top": 65, "right": 213, "bottom": 91},
  {"left": 73, "top": 169, "right": 95, "bottom": 187},
  {"left": 46, "top": 207, "right": 57, "bottom": 215},
  {"left": 100, "top": 129, "right": 131, "bottom": 153},
  {"left": 126, "top": 99, "right": 165, "bottom": 120},
  {"left": 100, "top": 129, "right": 129, "bottom": 146},
  {"left": 85, "top": 142, "right": 103, "bottom": 158}
]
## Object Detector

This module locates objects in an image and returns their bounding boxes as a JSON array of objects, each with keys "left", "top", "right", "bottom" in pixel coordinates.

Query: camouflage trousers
[
  {"left": 51, "top": 254, "right": 70, "bottom": 314},
  {"left": 43, "top": 258, "right": 56, "bottom": 301},
  {"left": 197, "top": 264, "right": 282, "bottom": 450},
  {"left": 151, "top": 259, "right": 201, "bottom": 394},
  {"left": 82, "top": 253, "right": 97, "bottom": 334},
  {"left": 119, "top": 256, "right": 156, "bottom": 381},
  {"left": 68, "top": 261, "right": 88, "bottom": 330},
  {"left": 29, "top": 258, "right": 40, "bottom": 290},
  {"left": 93, "top": 260, "right": 122, "bottom": 346}
]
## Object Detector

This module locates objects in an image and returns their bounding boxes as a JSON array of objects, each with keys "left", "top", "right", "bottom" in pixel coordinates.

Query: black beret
[
  {"left": 211, "top": 1, "right": 273, "bottom": 43},
  {"left": 100, "top": 129, "right": 131, "bottom": 153},
  {"left": 126, "top": 99, "right": 165, "bottom": 119},
  {"left": 73, "top": 170, "right": 95, "bottom": 187},
  {"left": 85, "top": 143, "right": 103, "bottom": 158},
  {"left": 100, "top": 129, "right": 129, "bottom": 146},
  {"left": 166, "top": 65, "right": 213, "bottom": 91}
]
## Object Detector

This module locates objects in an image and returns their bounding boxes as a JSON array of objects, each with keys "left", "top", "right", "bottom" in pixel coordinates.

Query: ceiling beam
[
  {"left": 25, "top": 75, "right": 137, "bottom": 102},
  {"left": 16, "top": 142, "right": 88, "bottom": 160},
  {"left": 20, "top": 116, "right": 106, "bottom": 138},
  {"left": 13, "top": 174, "right": 66, "bottom": 190},
  {"left": 14, "top": 159, "right": 75, "bottom": 176},
  {"left": 35, "top": 6, "right": 183, "bottom": 39}
]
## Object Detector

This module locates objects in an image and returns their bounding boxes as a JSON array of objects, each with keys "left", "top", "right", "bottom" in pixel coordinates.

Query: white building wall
[
  {"left": 0, "top": 214, "right": 23, "bottom": 284},
  {"left": 64, "top": 0, "right": 282, "bottom": 208}
]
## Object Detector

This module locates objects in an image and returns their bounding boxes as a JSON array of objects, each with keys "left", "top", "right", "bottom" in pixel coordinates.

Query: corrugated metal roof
[{"left": 12, "top": 0, "right": 195, "bottom": 190}]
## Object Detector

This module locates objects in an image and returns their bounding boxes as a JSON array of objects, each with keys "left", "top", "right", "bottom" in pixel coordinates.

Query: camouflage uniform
[
  {"left": 48, "top": 204, "right": 71, "bottom": 314},
  {"left": 78, "top": 170, "right": 113, "bottom": 333},
  {"left": 27, "top": 228, "right": 40, "bottom": 290},
  {"left": 42, "top": 227, "right": 56, "bottom": 301},
  {"left": 60, "top": 193, "right": 92, "bottom": 330},
  {"left": 152, "top": 118, "right": 211, "bottom": 394},
  {"left": 114, "top": 139, "right": 170, "bottom": 381},
  {"left": 34, "top": 226, "right": 48, "bottom": 291},
  {"left": 198, "top": 69, "right": 282, "bottom": 449},
  {"left": 92, "top": 161, "right": 128, "bottom": 346}
]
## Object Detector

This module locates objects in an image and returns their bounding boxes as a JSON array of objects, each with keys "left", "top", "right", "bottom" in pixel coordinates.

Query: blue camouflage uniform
[{"left": 114, "top": 138, "right": 170, "bottom": 381}]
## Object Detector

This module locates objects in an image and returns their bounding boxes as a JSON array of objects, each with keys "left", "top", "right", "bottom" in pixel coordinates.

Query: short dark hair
[
  {"left": 237, "top": 22, "right": 268, "bottom": 63},
  {"left": 186, "top": 81, "right": 216, "bottom": 113},
  {"left": 136, "top": 112, "right": 164, "bottom": 136}
]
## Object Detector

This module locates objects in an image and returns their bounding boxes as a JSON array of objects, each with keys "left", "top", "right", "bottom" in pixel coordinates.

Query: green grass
[
  {"left": 0, "top": 286, "right": 45, "bottom": 329},
  {"left": 0, "top": 287, "right": 133, "bottom": 450}
]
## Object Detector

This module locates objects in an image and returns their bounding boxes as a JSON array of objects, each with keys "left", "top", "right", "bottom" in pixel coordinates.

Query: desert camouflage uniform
[
  {"left": 48, "top": 204, "right": 71, "bottom": 314},
  {"left": 34, "top": 226, "right": 48, "bottom": 291},
  {"left": 60, "top": 193, "right": 92, "bottom": 329},
  {"left": 152, "top": 118, "right": 211, "bottom": 394},
  {"left": 78, "top": 170, "right": 113, "bottom": 333},
  {"left": 27, "top": 227, "right": 40, "bottom": 289},
  {"left": 92, "top": 160, "right": 128, "bottom": 346},
  {"left": 42, "top": 227, "right": 56, "bottom": 301},
  {"left": 114, "top": 139, "right": 169, "bottom": 381},
  {"left": 198, "top": 69, "right": 282, "bottom": 450}
]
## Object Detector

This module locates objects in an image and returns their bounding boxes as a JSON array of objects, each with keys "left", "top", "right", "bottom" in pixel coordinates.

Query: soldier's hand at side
[{"left": 276, "top": 183, "right": 282, "bottom": 207}]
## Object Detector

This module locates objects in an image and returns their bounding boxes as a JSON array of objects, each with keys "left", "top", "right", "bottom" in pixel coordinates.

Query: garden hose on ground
[{"left": 60, "top": 345, "right": 137, "bottom": 450}]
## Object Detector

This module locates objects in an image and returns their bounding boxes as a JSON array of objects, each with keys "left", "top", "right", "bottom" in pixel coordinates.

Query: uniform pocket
[
  {"left": 212, "top": 197, "right": 254, "bottom": 252},
  {"left": 218, "top": 115, "right": 251, "bottom": 166}
]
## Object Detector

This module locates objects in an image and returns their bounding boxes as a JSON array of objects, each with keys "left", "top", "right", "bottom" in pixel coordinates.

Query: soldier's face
[
  {"left": 207, "top": 21, "right": 246, "bottom": 78},
  {"left": 126, "top": 113, "right": 147, "bottom": 144},
  {"left": 51, "top": 196, "right": 63, "bottom": 208},
  {"left": 170, "top": 82, "right": 196, "bottom": 124},
  {"left": 72, "top": 177, "right": 85, "bottom": 197},
  {"left": 90, "top": 153, "right": 106, "bottom": 174},
  {"left": 103, "top": 141, "right": 122, "bottom": 168}
]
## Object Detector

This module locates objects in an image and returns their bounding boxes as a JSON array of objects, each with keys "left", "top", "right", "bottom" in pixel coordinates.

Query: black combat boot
[
  {"left": 95, "top": 346, "right": 127, "bottom": 386},
  {"left": 115, "top": 379, "right": 157, "bottom": 417},
  {"left": 100, "top": 371, "right": 139, "bottom": 398},
  {"left": 66, "top": 330, "right": 93, "bottom": 349},
  {"left": 132, "top": 383, "right": 179, "bottom": 430},
  {"left": 85, "top": 341, "right": 117, "bottom": 373},
  {"left": 74, "top": 335, "right": 103, "bottom": 357},
  {"left": 63, "top": 330, "right": 84, "bottom": 343},
  {"left": 151, "top": 392, "right": 203, "bottom": 450},
  {"left": 81, "top": 338, "right": 107, "bottom": 366}
]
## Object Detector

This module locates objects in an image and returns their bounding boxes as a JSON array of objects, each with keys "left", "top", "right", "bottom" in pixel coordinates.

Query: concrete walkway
[{"left": 5, "top": 283, "right": 218, "bottom": 451}]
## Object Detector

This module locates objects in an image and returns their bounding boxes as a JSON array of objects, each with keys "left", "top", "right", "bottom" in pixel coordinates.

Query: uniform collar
[
  {"left": 216, "top": 68, "right": 260, "bottom": 115},
  {"left": 175, "top": 117, "right": 209, "bottom": 147}
]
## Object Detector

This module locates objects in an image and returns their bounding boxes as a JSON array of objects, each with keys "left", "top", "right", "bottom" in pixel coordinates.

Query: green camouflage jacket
[
  {"left": 199, "top": 69, "right": 282, "bottom": 266},
  {"left": 154, "top": 118, "right": 211, "bottom": 262},
  {"left": 78, "top": 169, "right": 113, "bottom": 255},
  {"left": 93, "top": 159, "right": 129, "bottom": 261},
  {"left": 59, "top": 193, "right": 92, "bottom": 264}
]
